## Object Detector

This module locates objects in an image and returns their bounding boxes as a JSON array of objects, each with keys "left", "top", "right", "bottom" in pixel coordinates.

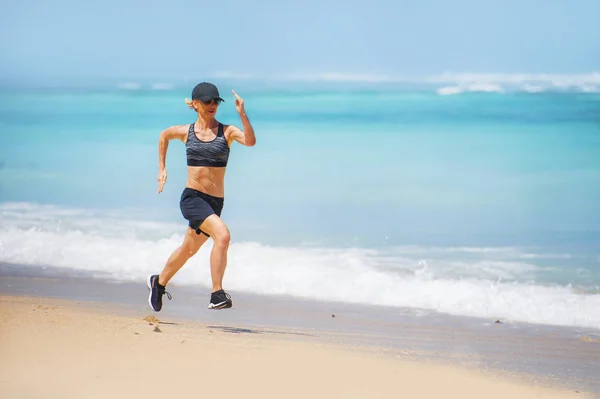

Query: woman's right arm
[{"left": 157, "top": 125, "right": 188, "bottom": 194}]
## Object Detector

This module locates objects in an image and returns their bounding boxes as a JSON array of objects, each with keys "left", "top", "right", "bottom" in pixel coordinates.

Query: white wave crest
[
  {"left": 436, "top": 86, "right": 464, "bottom": 95},
  {"left": 578, "top": 84, "right": 600, "bottom": 93},
  {"left": 277, "top": 71, "right": 600, "bottom": 93},
  {"left": 436, "top": 83, "right": 504, "bottom": 95},
  {"left": 431, "top": 72, "right": 600, "bottom": 94},
  {"left": 427, "top": 72, "right": 600, "bottom": 86},
  {"left": 521, "top": 84, "right": 544, "bottom": 93}
]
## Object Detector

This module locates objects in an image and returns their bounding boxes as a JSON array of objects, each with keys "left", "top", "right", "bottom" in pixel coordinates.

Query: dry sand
[{"left": 0, "top": 295, "right": 591, "bottom": 398}]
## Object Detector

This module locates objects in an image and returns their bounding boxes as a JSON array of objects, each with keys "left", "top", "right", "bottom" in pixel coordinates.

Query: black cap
[{"left": 191, "top": 82, "right": 224, "bottom": 102}]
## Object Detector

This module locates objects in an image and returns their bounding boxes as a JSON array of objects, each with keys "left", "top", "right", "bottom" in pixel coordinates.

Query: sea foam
[{"left": 1, "top": 202, "right": 599, "bottom": 330}]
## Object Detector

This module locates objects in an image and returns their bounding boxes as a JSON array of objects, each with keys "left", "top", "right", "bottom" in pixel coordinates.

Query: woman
[{"left": 147, "top": 81, "right": 256, "bottom": 312}]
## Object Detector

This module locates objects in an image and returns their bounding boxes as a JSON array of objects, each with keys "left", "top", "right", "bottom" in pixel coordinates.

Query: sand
[{"left": 0, "top": 295, "right": 590, "bottom": 399}]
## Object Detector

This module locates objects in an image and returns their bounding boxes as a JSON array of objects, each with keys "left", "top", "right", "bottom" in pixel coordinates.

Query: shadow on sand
[{"left": 206, "top": 325, "right": 315, "bottom": 337}]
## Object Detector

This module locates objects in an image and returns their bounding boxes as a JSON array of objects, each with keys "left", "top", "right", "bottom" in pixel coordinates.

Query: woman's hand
[
  {"left": 157, "top": 169, "right": 167, "bottom": 193},
  {"left": 232, "top": 90, "right": 245, "bottom": 114}
]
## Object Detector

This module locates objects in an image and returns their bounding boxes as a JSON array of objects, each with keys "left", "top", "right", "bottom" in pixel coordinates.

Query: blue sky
[{"left": 1, "top": 0, "right": 598, "bottom": 83}]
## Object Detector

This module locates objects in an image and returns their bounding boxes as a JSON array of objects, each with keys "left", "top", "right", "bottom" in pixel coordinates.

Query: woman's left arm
[{"left": 227, "top": 90, "right": 256, "bottom": 147}]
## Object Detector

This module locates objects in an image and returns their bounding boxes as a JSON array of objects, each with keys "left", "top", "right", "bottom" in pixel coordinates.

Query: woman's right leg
[
  {"left": 158, "top": 226, "right": 209, "bottom": 286},
  {"left": 147, "top": 226, "right": 208, "bottom": 312}
]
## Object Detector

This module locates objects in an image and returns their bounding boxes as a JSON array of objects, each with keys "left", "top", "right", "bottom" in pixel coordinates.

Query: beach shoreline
[
  {"left": 1, "top": 293, "right": 595, "bottom": 399},
  {"left": 1, "top": 265, "right": 598, "bottom": 397}
]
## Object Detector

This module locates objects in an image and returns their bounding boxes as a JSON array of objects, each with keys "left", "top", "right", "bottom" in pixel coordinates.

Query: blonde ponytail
[{"left": 185, "top": 98, "right": 197, "bottom": 111}]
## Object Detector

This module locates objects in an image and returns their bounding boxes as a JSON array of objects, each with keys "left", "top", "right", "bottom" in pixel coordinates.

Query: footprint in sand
[
  {"left": 580, "top": 336, "right": 600, "bottom": 343},
  {"left": 36, "top": 305, "right": 58, "bottom": 310},
  {"left": 143, "top": 316, "right": 160, "bottom": 324}
]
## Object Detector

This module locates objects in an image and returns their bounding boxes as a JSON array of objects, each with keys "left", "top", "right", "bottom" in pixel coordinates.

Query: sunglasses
[{"left": 201, "top": 98, "right": 223, "bottom": 105}]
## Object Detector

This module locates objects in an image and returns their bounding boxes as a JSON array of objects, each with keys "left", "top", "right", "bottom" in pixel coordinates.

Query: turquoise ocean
[{"left": 1, "top": 78, "right": 599, "bottom": 330}]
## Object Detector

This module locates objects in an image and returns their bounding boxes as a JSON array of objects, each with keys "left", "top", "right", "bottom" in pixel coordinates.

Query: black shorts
[{"left": 179, "top": 187, "right": 224, "bottom": 237}]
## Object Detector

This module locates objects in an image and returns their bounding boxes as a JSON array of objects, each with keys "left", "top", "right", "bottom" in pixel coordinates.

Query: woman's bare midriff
[{"left": 186, "top": 166, "right": 226, "bottom": 198}]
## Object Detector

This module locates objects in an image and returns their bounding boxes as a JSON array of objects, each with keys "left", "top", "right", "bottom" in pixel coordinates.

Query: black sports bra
[{"left": 186, "top": 122, "right": 230, "bottom": 167}]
